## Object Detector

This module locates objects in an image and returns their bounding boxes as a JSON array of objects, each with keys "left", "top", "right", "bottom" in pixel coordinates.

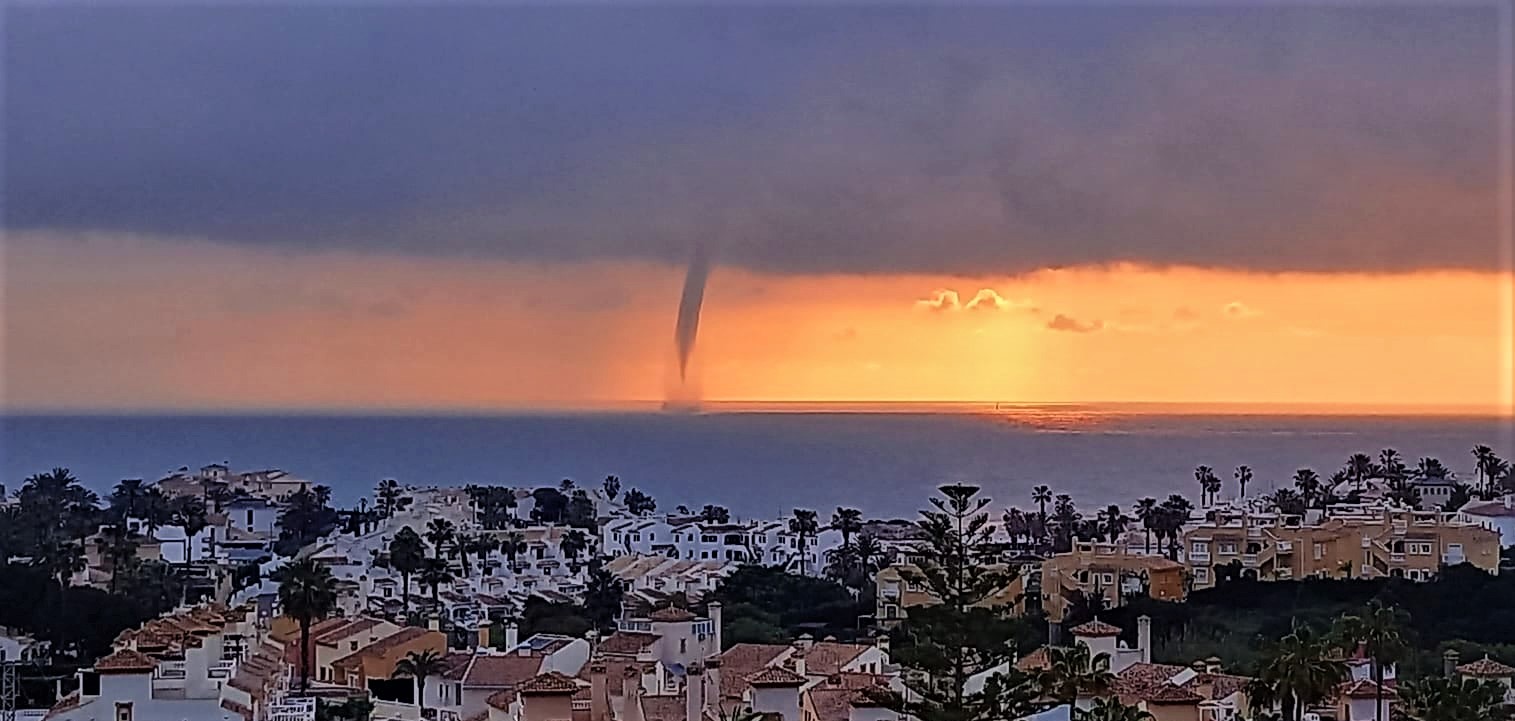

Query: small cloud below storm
[
  {"left": 917, "top": 288, "right": 1036, "bottom": 314},
  {"left": 1173, "top": 306, "right": 1201, "bottom": 321},
  {"left": 916, "top": 289, "right": 962, "bottom": 312},
  {"left": 1046, "top": 314, "right": 1104, "bottom": 333}
]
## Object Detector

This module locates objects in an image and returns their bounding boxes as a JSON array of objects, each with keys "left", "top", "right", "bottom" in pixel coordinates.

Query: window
[
  {"left": 649, "top": 534, "right": 655, "bottom": 541},
  {"left": 351, "top": 641, "right": 359, "bottom": 651},
  {"left": 246, "top": 510, "right": 255, "bottom": 527},
  {"left": 1077, "top": 570, "right": 1090, "bottom": 584},
  {"left": 115, "top": 702, "right": 133, "bottom": 721},
  {"left": 1408, "top": 542, "right": 1434, "bottom": 556},
  {"left": 1446, "top": 543, "right": 1464, "bottom": 556},
  {"left": 1101, "top": 573, "right": 1115, "bottom": 585},
  {"left": 680, "top": 639, "right": 687, "bottom": 653},
  {"left": 1194, "top": 567, "right": 1210, "bottom": 584},
  {"left": 1217, "top": 542, "right": 1238, "bottom": 555},
  {"left": 1191, "top": 542, "right": 1208, "bottom": 555},
  {"left": 1313, "top": 543, "right": 1325, "bottom": 560}
]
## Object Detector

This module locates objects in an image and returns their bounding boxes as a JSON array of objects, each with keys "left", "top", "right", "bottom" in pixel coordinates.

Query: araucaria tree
[{"left": 877, "top": 484, "right": 1039, "bottom": 721}]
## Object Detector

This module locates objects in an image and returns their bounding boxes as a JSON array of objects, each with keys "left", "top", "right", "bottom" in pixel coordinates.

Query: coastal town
[{"left": 3, "top": 447, "right": 1515, "bottom": 721}]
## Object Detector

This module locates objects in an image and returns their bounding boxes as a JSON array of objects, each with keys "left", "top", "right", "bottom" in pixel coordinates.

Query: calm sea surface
[{"left": 3, "top": 406, "right": 1512, "bottom": 519}]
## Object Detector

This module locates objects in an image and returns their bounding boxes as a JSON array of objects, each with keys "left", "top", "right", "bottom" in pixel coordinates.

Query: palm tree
[
  {"left": 1133, "top": 498, "right": 1158, "bottom": 554},
  {"left": 425, "top": 518, "right": 457, "bottom": 562},
  {"left": 1293, "top": 469, "right": 1322, "bottom": 509},
  {"left": 1195, "top": 466, "right": 1216, "bottom": 506},
  {"left": 1473, "top": 445, "right": 1496, "bottom": 494},
  {"left": 831, "top": 507, "right": 864, "bottom": 546},
  {"left": 1378, "top": 449, "right": 1406, "bottom": 484},
  {"left": 389, "top": 526, "right": 427, "bottom": 618},
  {"left": 852, "top": 533, "right": 884, "bottom": 579},
  {"left": 277, "top": 558, "right": 338, "bottom": 692},
  {"left": 1077, "top": 697, "right": 1153, "bottom": 721},
  {"left": 788, "top": 509, "right": 820, "bottom": 576},
  {"left": 1250, "top": 622, "right": 1348, "bottom": 721},
  {"left": 502, "top": 531, "right": 526, "bottom": 570},
  {"left": 1235, "top": 466, "right": 1253, "bottom": 500},
  {"left": 420, "top": 557, "right": 454, "bottom": 615},
  {"left": 98, "top": 523, "right": 139, "bottom": 593},
  {"left": 1414, "top": 457, "right": 1451, "bottom": 481},
  {"left": 394, "top": 649, "right": 445, "bottom": 716},
  {"left": 1051, "top": 495, "right": 1081, "bottom": 552},
  {"left": 1347, "top": 453, "right": 1375, "bottom": 492},
  {"left": 561, "top": 529, "right": 590, "bottom": 572},
  {"left": 112, "top": 478, "right": 147, "bottom": 519},
  {"left": 1097, "top": 505, "right": 1127, "bottom": 542},
  {"left": 1037, "top": 643, "right": 1114, "bottom": 705},
  {"left": 1032, "top": 485, "right": 1053, "bottom": 533},
  {"left": 375, "top": 479, "right": 403, "bottom": 518},
  {"left": 1331, "top": 601, "right": 1410, "bottom": 721},
  {"left": 1397, "top": 676, "right": 1508, "bottom": 721}
]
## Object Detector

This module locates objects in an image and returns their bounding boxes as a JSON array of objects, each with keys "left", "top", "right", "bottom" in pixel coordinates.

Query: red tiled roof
[
  {"left": 221, "top": 698, "right": 253, "bottom": 720},
  {"left": 1112, "top": 663, "right": 1188, "bottom": 704},
  {"left": 1458, "top": 656, "right": 1515, "bottom": 678},
  {"left": 1070, "top": 619, "right": 1123, "bottom": 638},
  {"left": 317, "top": 618, "right": 381, "bottom": 645},
  {"left": 1015, "top": 648, "right": 1052, "bottom": 672},
  {"left": 332, "top": 626, "right": 434, "bottom": 669},
  {"left": 1142, "top": 684, "right": 1205, "bottom": 704},
  {"left": 465, "top": 654, "right": 545, "bottom": 688},
  {"left": 49, "top": 692, "right": 80, "bottom": 713},
  {"left": 1339, "top": 679, "right": 1397, "bottom": 700},
  {"left": 804, "top": 643, "right": 871, "bottom": 675},
  {"left": 439, "top": 652, "right": 476, "bottom": 681},
  {"left": 649, "top": 607, "right": 697, "bottom": 622},
  {"left": 719, "top": 644, "right": 789, "bottom": 699},
  {"left": 519, "top": 671, "right": 582, "bottom": 695},
  {"left": 94, "top": 649, "right": 157, "bottom": 674},
  {"left": 747, "top": 667, "right": 807, "bottom": 687},
  {"left": 599, "top": 631, "right": 661, "bottom": 656},
  {"left": 814, "top": 672, "right": 889, "bottom": 690}
]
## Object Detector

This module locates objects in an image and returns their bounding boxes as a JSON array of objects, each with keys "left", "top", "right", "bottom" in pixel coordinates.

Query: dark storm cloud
[{"left": 3, "top": 5, "right": 1502, "bottom": 275}]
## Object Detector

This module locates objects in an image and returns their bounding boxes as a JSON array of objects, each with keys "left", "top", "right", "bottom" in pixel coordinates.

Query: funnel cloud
[{"left": 674, "top": 243, "right": 710, "bottom": 382}]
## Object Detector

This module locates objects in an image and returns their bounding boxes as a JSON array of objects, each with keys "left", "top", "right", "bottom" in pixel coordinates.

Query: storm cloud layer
[{"left": 4, "top": 5, "right": 1503, "bottom": 275}]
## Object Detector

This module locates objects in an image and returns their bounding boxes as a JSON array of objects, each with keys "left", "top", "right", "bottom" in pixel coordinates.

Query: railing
[
  {"left": 268, "top": 697, "right": 317, "bottom": 721},
  {"left": 572, "top": 700, "right": 592, "bottom": 710},
  {"left": 210, "top": 660, "right": 237, "bottom": 679},
  {"left": 1390, "top": 553, "right": 1406, "bottom": 563},
  {"left": 157, "top": 661, "right": 187, "bottom": 680},
  {"left": 1276, "top": 541, "right": 1294, "bottom": 553},
  {"left": 1241, "top": 554, "right": 1260, "bottom": 568}
]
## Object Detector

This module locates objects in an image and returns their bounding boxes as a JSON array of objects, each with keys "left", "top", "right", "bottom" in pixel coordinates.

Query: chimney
[
  {"left": 1205, "top": 656, "right": 1222, "bottom": 674},
  {"left": 1505, "top": 495, "right": 1512, "bottom": 510},
  {"left": 505, "top": 621, "right": 520, "bottom": 651},
  {"left": 589, "top": 663, "right": 610, "bottom": 721},
  {"left": 795, "top": 633, "right": 814, "bottom": 651},
  {"left": 1137, "top": 615, "right": 1152, "bottom": 665},
  {"left": 875, "top": 634, "right": 891, "bottom": 660},
  {"left": 428, "top": 616, "right": 441, "bottom": 632},
  {"left": 686, "top": 662, "right": 704, "bottom": 721},
  {"left": 1443, "top": 649, "right": 1461, "bottom": 678},
  {"left": 791, "top": 649, "right": 806, "bottom": 677},
  {"left": 477, "top": 621, "right": 491, "bottom": 649},
  {"left": 707, "top": 601, "right": 723, "bottom": 653},
  {"left": 703, "top": 657, "right": 721, "bottom": 717},
  {"left": 622, "top": 673, "right": 646, "bottom": 721}
]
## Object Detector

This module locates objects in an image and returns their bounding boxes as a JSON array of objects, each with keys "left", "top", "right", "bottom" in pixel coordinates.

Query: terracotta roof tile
[
  {"left": 1339, "top": 679, "right": 1397, "bottom": 700},
  {"left": 94, "top": 649, "right": 157, "bottom": 674},
  {"left": 599, "top": 631, "right": 661, "bottom": 656},
  {"left": 649, "top": 607, "right": 697, "bottom": 622},
  {"left": 1458, "top": 656, "right": 1515, "bottom": 678},
  {"left": 486, "top": 689, "right": 518, "bottom": 710},
  {"left": 719, "top": 643, "right": 789, "bottom": 699},
  {"left": 464, "top": 654, "right": 544, "bottom": 688},
  {"left": 747, "top": 666, "right": 807, "bottom": 687},
  {"left": 1070, "top": 619, "right": 1123, "bottom": 638},
  {"left": 1142, "top": 684, "right": 1205, "bottom": 704},
  {"left": 221, "top": 698, "right": 253, "bottom": 720},
  {"left": 803, "top": 643, "right": 871, "bottom": 676},
  {"left": 1015, "top": 648, "right": 1052, "bottom": 672},
  {"left": 331, "top": 626, "right": 435, "bottom": 669},
  {"left": 519, "top": 671, "right": 582, "bottom": 694},
  {"left": 1112, "top": 663, "right": 1188, "bottom": 704}
]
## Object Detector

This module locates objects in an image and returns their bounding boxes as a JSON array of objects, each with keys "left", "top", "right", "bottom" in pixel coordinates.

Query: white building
[{"left": 1459, "top": 496, "right": 1515, "bottom": 546}]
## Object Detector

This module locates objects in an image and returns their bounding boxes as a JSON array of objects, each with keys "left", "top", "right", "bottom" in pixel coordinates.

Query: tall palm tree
[
  {"left": 1331, "top": 601, "right": 1410, "bottom": 721},
  {"left": 375, "top": 479, "right": 403, "bottom": 518},
  {"left": 420, "top": 557, "right": 454, "bottom": 616},
  {"left": 1235, "top": 466, "right": 1253, "bottom": 500},
  {"left": 389, "top": 526, "right": 427, "bottom": 618},
  {"left": 1250, "top": 622, "right": 1348, "bottom": 721},
  {"left": 277, "top": 558, "right": 338, "bottom": 692},
  {"left": 1037, "top": 644, "right": 1114, "bottom": 706},
  {"left": 852, "top": 533, "right": 883, "bottom": 578},
  {"left": 1472, "top": 445, "right": 1496, "bottom": 495},
  {"left": 1032, "top": 486, "right": 1053, "bottom": 533},
  {"left": 424, "top": 518, "right": 457, "bottom": 562},
  {"left": 1414, "top": 457, "right": 1450, "bottom": 481},
  {"left": 1133, "top": 498, "right": 1158, "bottom": 554},
  {"left": 502, "top": 531, "right": 526, "bottom": 570},
  {"left": 98, "top": 524, "right": 139, "bottom": 593},
  {"left": 394, "top": 649, "right": 445, "bottom": 715},
  {"left": 788, "top": 509, "right": 820, "bottom": 576},
  {"left": 1195, "top": 466, "right": 1216, "bottom": 506},
  {"left": 1378, "top": 449, "right": 1406, "bottom": 484},
  {"left": 1293, "top": 469, "right": 1322, "bottom": 509},
  {"left": 112, "top": 478, "right": 147, "bottom": 519},
  {"left": 831, "top": 507, "right": 864, "bottom": 546},
  {"left": 1077, "top": 697, "right": 1153, "bottom": 721}
]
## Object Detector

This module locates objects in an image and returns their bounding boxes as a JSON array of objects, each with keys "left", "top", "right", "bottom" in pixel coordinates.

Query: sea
[{"left": 2, "top": 403, "right": 1513, "bottom": 520}]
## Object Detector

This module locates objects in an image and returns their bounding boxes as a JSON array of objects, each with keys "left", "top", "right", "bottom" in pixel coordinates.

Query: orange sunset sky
[{"left": 3, "top": 5, "right": 1512, "bottom": 413}]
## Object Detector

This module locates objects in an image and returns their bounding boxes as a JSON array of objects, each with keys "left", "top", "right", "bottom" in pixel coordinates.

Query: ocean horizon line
[{"left": 3, "top": 399, "right": 1512, "bottom": 418}]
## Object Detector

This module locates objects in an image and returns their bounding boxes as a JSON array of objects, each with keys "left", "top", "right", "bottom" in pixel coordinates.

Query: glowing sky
[{"left": 3, "top": 5, "right": 1511, "bottom": 411}]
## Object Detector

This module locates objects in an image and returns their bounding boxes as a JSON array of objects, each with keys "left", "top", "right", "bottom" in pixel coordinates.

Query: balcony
[
  {"left": 1189, "top": 552, "right": 1211, "bottom": 563},
  {"left": 1276, "top": 541, "right": 1294, "bottom": 553},
  {"left": 1390, "top": 553, "right": 1406, "bottom": 563},
  {"left": 1242, "top": 554, "right": 1260, "bottom": 568}
]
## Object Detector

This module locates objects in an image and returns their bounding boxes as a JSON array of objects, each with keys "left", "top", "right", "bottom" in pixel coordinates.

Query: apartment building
[
  {"left": 874, "top": 562, "right": 1031, "bottom": 626},
  {"left": 1182, "top": 507, "right": 1500, "bottom": 590},
  {"left": 1041, "top": 543, "right": 1186, "bottom": 623}
]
